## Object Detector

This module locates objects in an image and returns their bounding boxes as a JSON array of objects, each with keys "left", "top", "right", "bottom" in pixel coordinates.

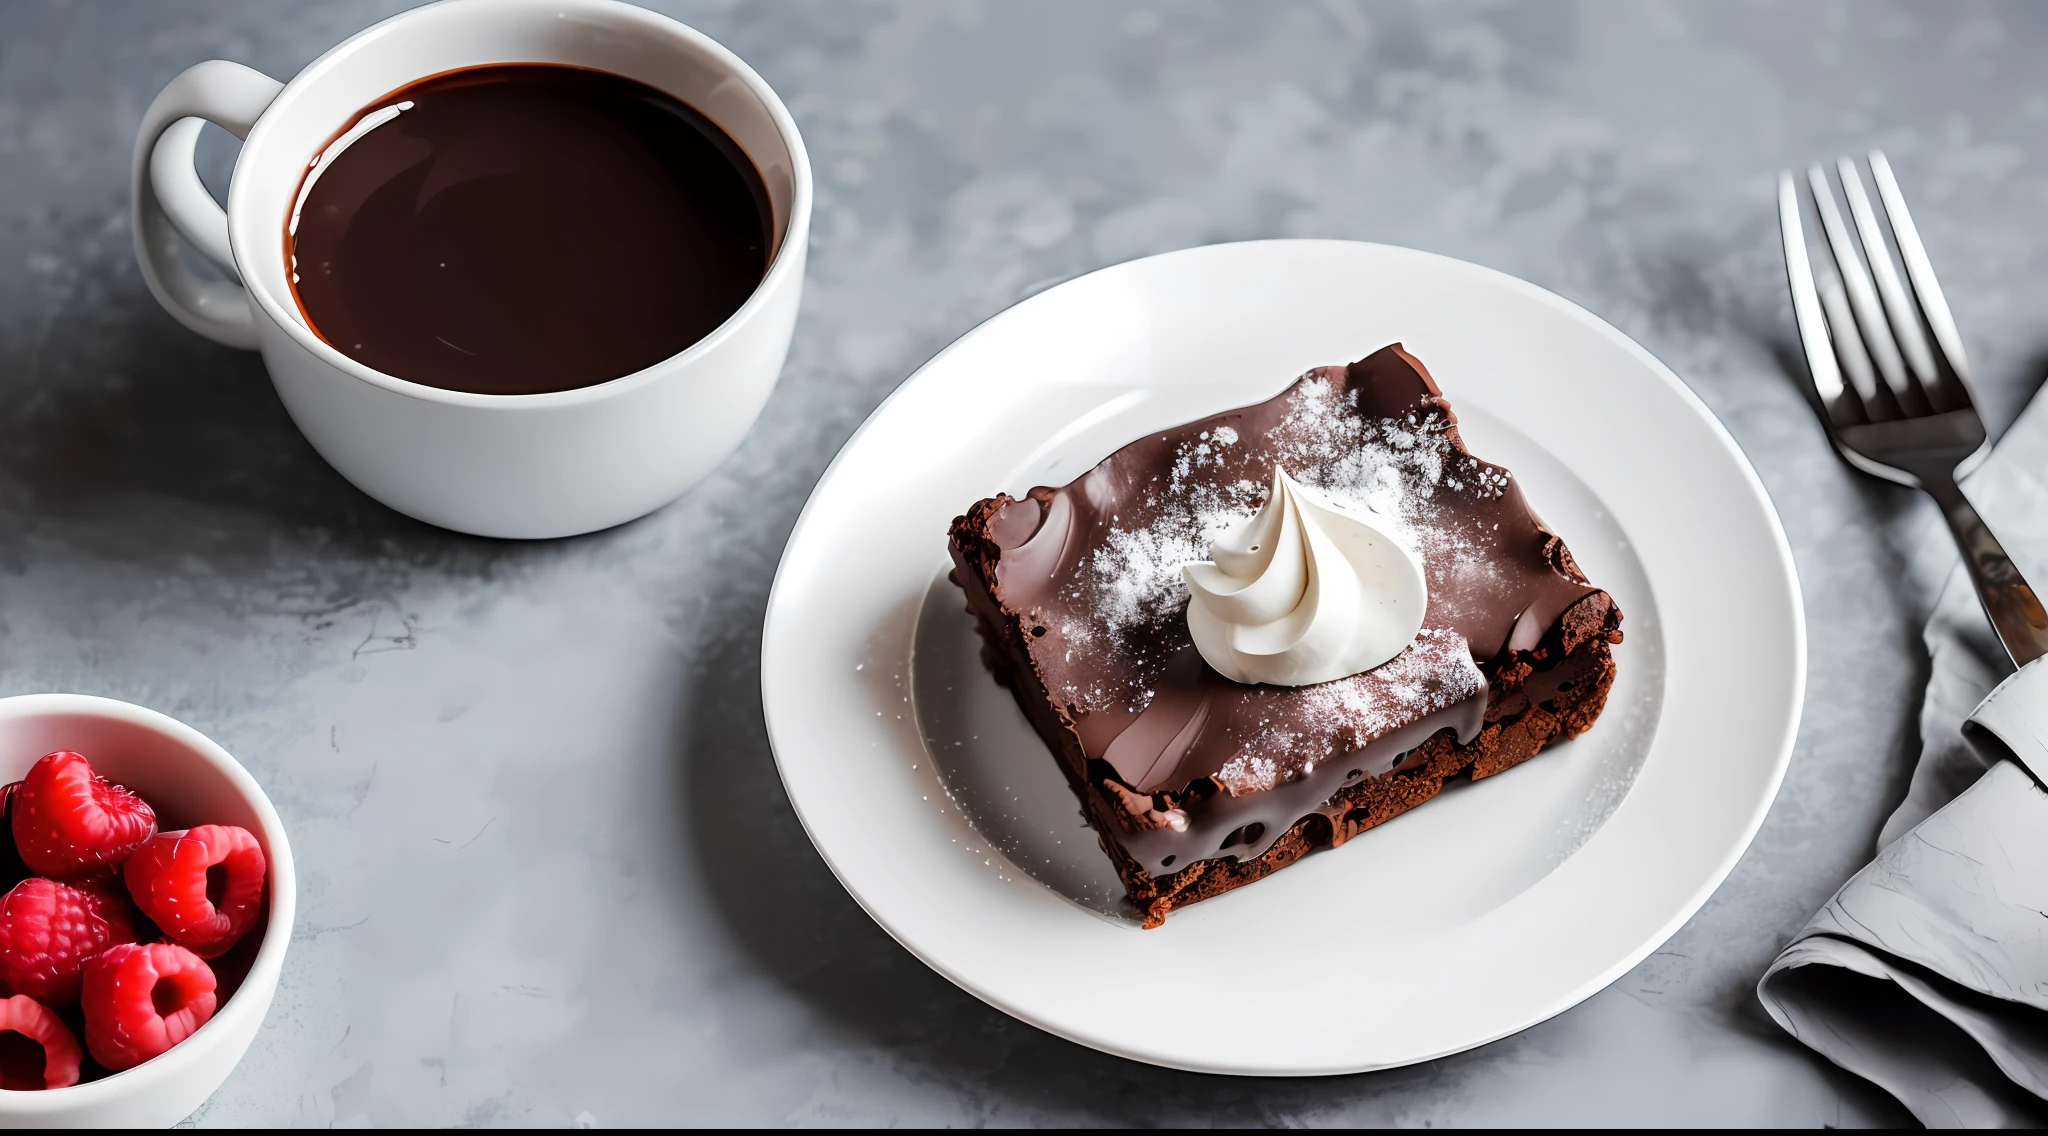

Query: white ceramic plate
[{"left": 762, "top": 240, "right": 1802, "bottom": 1075}]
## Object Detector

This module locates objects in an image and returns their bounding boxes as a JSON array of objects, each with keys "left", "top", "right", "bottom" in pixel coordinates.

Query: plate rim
[{"left": 761, "top": 238, "right": 1806, "bottom": 1075}]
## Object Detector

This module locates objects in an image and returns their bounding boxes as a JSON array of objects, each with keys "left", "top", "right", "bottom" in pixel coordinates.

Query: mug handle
[{"left": 130, "top": 60, "right": 284, "bottom": 350}]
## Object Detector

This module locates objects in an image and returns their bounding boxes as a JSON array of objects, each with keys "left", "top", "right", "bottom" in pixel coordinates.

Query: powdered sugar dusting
[
  {"left": 1086, "top": 476, "right": 1261, "bottom": 630},
  {"left": 1216, "top": 752, "right": 1283, "bottom": 796},
  {"left": 1079, "top": 374, "right": 1508, "bottom": 642},
  {"left": 1213, "top": 628, "right": 1482, "bottom": 795},
  {"left": 1295, "top": 627, "right": 1483, "bottom": 746}
]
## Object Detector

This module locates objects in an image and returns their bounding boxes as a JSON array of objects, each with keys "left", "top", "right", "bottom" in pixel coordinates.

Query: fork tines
[{"left": 1777, "top": 152, "right": 1977, "bottom": 431}]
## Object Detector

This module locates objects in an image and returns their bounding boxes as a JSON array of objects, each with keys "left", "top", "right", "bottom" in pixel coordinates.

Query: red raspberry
[
  {"left": 11, "top": 751, "right": 156, "bottom": 880},
  {"left": 0, "top": 877, "right": 137, "bottom": 1004},
  {"left": 0, "top": 993, "right": 81, "bottom": 1089},
  {"left": 122, "top": 825, "right": 266, "bottom": 957},
  {"left": 81, "top": 942, "right": 217, "bottom": 1071}
]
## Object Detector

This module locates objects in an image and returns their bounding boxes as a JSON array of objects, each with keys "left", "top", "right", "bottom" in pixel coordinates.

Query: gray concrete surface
[{"left": 4, "top": 0, "right": 2044, "bottom": 1125}]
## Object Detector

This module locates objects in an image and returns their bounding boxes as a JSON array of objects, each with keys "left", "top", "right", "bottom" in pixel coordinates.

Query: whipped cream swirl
[{"left": 1182, "top": 467, "right": 1428, "bottom": 686}]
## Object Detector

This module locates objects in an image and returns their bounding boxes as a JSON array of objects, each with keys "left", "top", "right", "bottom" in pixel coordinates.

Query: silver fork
[{"left": 1778, "top": 151, "right": 2048, "bottom": 666}]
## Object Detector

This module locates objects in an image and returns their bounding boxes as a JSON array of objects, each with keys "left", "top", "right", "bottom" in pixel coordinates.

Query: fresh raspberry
[
  {"left": 122, "top": 825, "right": 266, "bottom": 958},
  {"left": 0, "top": 993, "right": 81, "bottom": 1089},
  {"left": 0, "top": 877, "right": 137, "bottom": 1004},
  {"left": 11, "top": 751, "right": 156, "bottom": 880},
  {"left": 81, "top": 942, "right": 217, "bottom": 1071}
]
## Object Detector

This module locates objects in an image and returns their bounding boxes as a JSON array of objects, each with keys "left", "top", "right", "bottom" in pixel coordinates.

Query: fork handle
[{"left": 1926, "top": 478, "right": 2048, "bottom": 666}]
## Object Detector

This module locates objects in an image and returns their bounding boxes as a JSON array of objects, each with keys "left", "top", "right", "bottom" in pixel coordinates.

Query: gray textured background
[{"left": 2, "top": 0, "right": 2043, "bottom": 1125}]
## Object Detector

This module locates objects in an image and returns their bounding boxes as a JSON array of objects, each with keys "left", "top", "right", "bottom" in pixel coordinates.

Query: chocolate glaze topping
[{"left": 979, "top": 345, "right": 1597, "bottom": 872}]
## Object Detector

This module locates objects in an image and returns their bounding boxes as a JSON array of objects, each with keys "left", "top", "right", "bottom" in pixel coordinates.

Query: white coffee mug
[{"left": 132, "top": 0, "right": 810, "bottom": 539}]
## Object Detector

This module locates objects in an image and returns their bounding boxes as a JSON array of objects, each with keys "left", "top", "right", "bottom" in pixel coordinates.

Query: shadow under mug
[{"left": 131, "top": 0, "right": 811, "bottom": 539}]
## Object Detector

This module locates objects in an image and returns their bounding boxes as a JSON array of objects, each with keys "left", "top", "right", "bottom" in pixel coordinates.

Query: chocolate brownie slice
[{"left": 947, "top": 344, "right": 1622, "bottom": 926}]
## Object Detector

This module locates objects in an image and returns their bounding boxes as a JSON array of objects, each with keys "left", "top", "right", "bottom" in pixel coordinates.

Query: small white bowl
[{"left": 0, "top": 694, "right": 295, "bottom": 1127}]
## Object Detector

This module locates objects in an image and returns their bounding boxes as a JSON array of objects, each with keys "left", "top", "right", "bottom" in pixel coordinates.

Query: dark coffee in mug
[{"left": 287, "top": 64, "right": 770, "bottom": 396}]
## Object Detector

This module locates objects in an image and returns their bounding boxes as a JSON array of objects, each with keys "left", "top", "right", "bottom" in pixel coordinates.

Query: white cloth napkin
[{"left": 1758, "top": 388, "right": 2048, "bottom": 1128}]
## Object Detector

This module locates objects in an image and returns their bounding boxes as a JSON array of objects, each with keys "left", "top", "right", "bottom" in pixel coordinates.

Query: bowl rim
[{"left": 0, "top": 693, "right": 295, "bottom": 1112}]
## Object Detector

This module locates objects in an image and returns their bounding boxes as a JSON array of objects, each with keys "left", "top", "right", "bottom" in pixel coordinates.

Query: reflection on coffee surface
[{"left": 287, "top": 64, "right": 770, "bottom": 396}]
